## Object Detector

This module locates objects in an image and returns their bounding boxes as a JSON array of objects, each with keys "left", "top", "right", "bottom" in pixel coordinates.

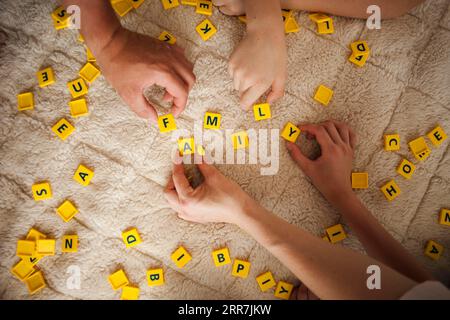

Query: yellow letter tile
[
  {"left": 439, "top": 208, "right": 450, "bottom": 226},
  {"left": 212, "top": 248, "right": 231, "bottom": 267},
  {"left": 397, "top": 158, "right": 415, "bottom": 180},
  {"left": 274, "top": 281, "right": 294, "bottom": 300},
  {"left": 36, "top": 239, "right": 56, "bottom": 256},
  {"left": 326, "top": 224, "right": 347, "bottom": 243},
  {"left": 32, "top": 182, "right": 53, "bottom": 201},
  {"left": 204, "top": 112, "right": 221, "bottom": 129},
  {"left": 158, "top": 114, "right": 177, "bottom": 133},
  {"left": 380, "top": 179, "right": 401, "bottom": 201},
  {"left": 253, "top": 103, "right": 271, "bottom": 121},
  {"left": 56, "top": 200, "right": 78, "bottom": 222},
  {"left": 122, "top": 228, "right": 142, "bottom": 248},
  {"left": 424, "top": 240, "right": 443, "bottom": 261},
  {"left": 69, "top": 98, "right": 89, "bottom": 118},
  {"left": 171, "top": 246, "right": 192, "bottom": 268},
  {"left": 231, "top": 259, "right": 251, "bottom": 279},
  {"left": 427, "top": 126, "right": 447, "bottom": 147},
  {"left": 351, "top": 172, "right": 369, "bottom": 189},
  {"left": 16, "top": 240, "right": 35, "bottom": 258},
  {"left": 281, "top": 122, "right": 301, "bottom": 142},
  {"left": 111, "top": 0, "right": 134, "bottom": 17},
  {"left": 121, "top": 285, "right": 140, "bottom": 300},
  {"left": 178, "top": 137, "right": 195, "bottom": 155},
  {"left": 52, "top": 118, "right": 75, "bottom": 141},
  {"left": 231, "top": 131, "right": 249, "bottom": 150},
  {"left": 108, "top": 269, "right": 129, "bottom": 290},
  {"left": 62, "top": 235, "right": 78, "bottom": 253},
  {"left": 196, "top": 19, "right": 217, "bottom": 41},
  {"left": 256, "top": 271, "right": 276, "bottom": 292},
  {"left": 384, "top": 134, "right": 400, "bottom": 151},
  {"left": 73, "top": 164, "right": 94, "bottom": 186},
  {"left": 36, "top": 67, "right": 55, "bottom": 88},
  {"left": 147, "top": 268, "right": 165, "bottom": 286},
  {"left": 67, "top": 78, "right": 88, "bottom": 99},
  {"left": 79, "top": 62, "right": 101, "bottom": 84},
  {"left": 10, "top": 260, "right": 36, "bottom": 281},
  {"left": 314, "top": 84, "right": 333, "bottom": 106},
  {"left": 158, "top": 30, "right": 177, "bottom": 45},
  {"left": 408, "top": 136, "right": 431, "bottom": 161},
  {"left": 161, "top": 0, "right": 180, "bottom": 10},
  {"left": 196, "top": 0, "right": 213, "bottom": 16},
  {"left": 25, "top": 270, "right": 46, "bottom": 294}
]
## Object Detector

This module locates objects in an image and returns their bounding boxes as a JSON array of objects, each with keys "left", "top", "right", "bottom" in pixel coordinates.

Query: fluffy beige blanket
[{"left": 0, "top": 0, "right": 449, "bottom": 299}]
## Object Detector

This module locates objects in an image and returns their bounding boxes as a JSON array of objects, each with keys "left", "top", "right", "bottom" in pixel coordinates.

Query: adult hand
[
  {"left": 164, "top": 160, "right": 254, "bottom": 224},
  {"left": 229, "top": 20, "right": 286, "bottom": 109},
  {"left": 286, "top": 121, "right": 357, "bottom": 206},
  {"left": 97, "top": 28, "right": 195, "bottom": 121}
]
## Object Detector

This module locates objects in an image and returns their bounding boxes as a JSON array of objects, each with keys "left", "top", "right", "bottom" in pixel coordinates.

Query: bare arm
[
  {"left": 281, "top": 0, "right": 425, "bottom": 19},
  {"left": 164, "top": 157, "right": 418, "bottom": 299},
  {"left": 287, "top": 121, "right": 433, "bottom": 283},
  {"left": 238, "top": 199, "right": 418, "bottom": 299}
]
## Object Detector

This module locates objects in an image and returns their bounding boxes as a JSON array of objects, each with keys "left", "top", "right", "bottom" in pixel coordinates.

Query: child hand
[
  {"left": 97, "top": 28, "right": 195, "bottom": 121},
  {"left": 213, "top": 0, "right": 245, "bottom": 16},
  {"left": 164, "top": 161, "right": 253, "bottom": 224},
  {"left": 286, "top": 121, "right": 357, "bottom": 206},
  {"left": 229, "top": 21, "right": 286, "bottom": 109}
]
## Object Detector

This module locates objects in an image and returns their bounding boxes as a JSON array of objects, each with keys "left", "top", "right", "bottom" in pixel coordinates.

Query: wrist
[
  {"left": 95, "top": 25, "right": 127, "bottom": 64},
  {"left": 329, "top": 189, "right": 360, "bottom": 213}
]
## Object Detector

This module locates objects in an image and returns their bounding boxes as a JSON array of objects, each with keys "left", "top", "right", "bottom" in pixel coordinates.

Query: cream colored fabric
[{"left": 0, "top": 0, "right": 449, "bottom": 299}]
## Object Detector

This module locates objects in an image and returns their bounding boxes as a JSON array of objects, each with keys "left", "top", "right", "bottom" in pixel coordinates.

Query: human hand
[
  {"left": 213, "top": 0, "right": 245, "bottom": 16},
  {"left": 229, "top": 18, "right": 286, "bottom": 109},
  {"left": 286, "top": 121, "right": 357, "bottom": 206},
  {"left": 96, "top": 28, "right": 195, "bottom": 121},
  {"left": 164, "top": 160, "right": 255, "bottom": 224}
]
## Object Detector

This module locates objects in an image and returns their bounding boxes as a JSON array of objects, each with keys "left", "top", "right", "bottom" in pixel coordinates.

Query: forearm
[
  {"left": 236, "top": 200, "right": 417, "bottom": 299},
  {"left": 244, "top": 0, "right": 284, "bottom": 32},
  {"left": 333, "top": 193, "right": 433, "bottom": 282},
  {"left": 62, "top": 0, "right": 122, "bottom": 57},
  {"left": 280, "top": 0, "right": 424, "bottom": 19}
]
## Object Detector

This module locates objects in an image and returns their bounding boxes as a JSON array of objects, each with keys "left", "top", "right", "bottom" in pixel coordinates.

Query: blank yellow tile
[
  {"left": 231, "top": 259, "right": 251, "bottom": 279},
  {"left": 397, "top": 159, "right": 415, "bottom": 180},
  {"left": 158, "top": 114, "right": 177, "bottom": 133},
  {"left": 62, "top": 235, "right": 78, "bottom": 253},
  {"left": 314, "top": 84, "right": 333, "bottom": 106},
  {"left": 69, "top": 98, "right": 89, "bottom": 117},
  {"left": 73, "top": 164, "right": 94, "bottom": 186},
  {"left": 52, "top": 118, "right": 75, "bottom": 141},
  {"left": 86, "top": 47, "right": 96, "bottom": 62},
  {"left": 178, "top": 137, "right": 195, "bottom": 155},
  {"left": 122, "top": 228, "right": 142, "bottom": 248},
  {"left": 408, "top": 137, "right": 431, "bottom": 161},
  {"left": 427, "top": 126, "right": 447, "bottom": 147},
  {"left": 158, "top": 30, "right": 176, "bottom": 45},
  {"left": 32, "top": 182, "right": 53, "bottom": 201},
  {"left": 326, "top": 224, "right": 347, "bottom": 243},
  {"left": 285, "top": 16, "right": 300, "bottom": 33},
  {"left": 147, "top": 268, "right": 165, "bottom": 286},
  {"left": 351, "top": 172, "right": 368, "bottom": 189},
  {"left": 380, "top": 179, "right": 401, "bottom": 201},
  {"left": 196, "top": 0, "right": 213, "bottom": 15},
  {"left": 36, "top": 239, "right": 56, "bottom": 256},
  {"left": 108, "top": 269, "right": 129, "bottom": 290},
  {"left": 26, "top": 228, "right": 47, "bottom": 241},
  {"left": 17, "top": 92, "right": 34, "bottom": 111},
  {"left": 25, "top": 270, "right": 46, "bottom": 294},
  {"left": 253, "top": 103, "right": 271, "bottom": 121},
  {"left": 171, "top": 246, "right": 192, "bottom": 268},
  {"left": 196, "top": 19, "right": 217, "bottom": 41},
  {"left": 181, "top": 0, "right": 197, "bottom": 5},
  {"left": 16, "top": 240, "right": 35, "bottom": 258},
  {"left": 111, "top": 0, "right": 134, "bottom": 17},
  {"left": 67, "top": 78, "right": 88, "bottom": 99},
  {"left": 10, "top": 260, "right": 36, "bottom": 281},
  {"left": 281, "top": 122, "right": 301, "bottom": 142},
  {"left": 79, "top": 62, "right": 101, "bottom": 84},
  {"left": 36, "top": 67, "right": 55, "bottom": 88},
  {"left": 204, "top": 112, "right": 221, "bottom": 129},
  {"left": 212, "top": 248, "right": 231, "bottom": 267},
  {"left": 424, "top": 240, "right": 443, "bottom": 261},
  {"left": 256, "top": 271, "right": 276, "bottom": 292},
  {"left": 274, "top": 281, "right": 294, "bottom": 300},
  {"left": 161, "top": 0, "right": 179, "bottom": 10},
  {"left": 56, "top": 200, "right": 78, "bottom": 222},
  {"left": 121, "top": 285, "right": 140, "bottom": 300}
]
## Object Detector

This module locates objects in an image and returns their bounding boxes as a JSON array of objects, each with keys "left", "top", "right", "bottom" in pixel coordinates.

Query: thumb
[
  {"left": 286, "top": 141, "right": 312, "bottom": 175},
  {"left": 267, "top": 76, "right": 285, "bottom": 104},
  {"left": 197, "top": 160, "right": 218, "bottom": 179}
]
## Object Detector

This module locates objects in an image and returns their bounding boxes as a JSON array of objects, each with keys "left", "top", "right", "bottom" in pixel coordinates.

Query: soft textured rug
[{"left": 0, "top": 0, "right": 449, "bottom": 299}]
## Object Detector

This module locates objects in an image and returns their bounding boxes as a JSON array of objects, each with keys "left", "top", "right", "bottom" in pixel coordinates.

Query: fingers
[
  {"left": 125, "top": 92, "right": 158, "bottom": 122},
  {"left": 240, "top": 83, "right": 269, "bottom": 110},
  {"left": 286, "top": 142, "right": 312, "bottom": 174},
  {"left": 299, "top": 124, "right": 334, "bottom": 149},
  {"left": 349, "top": 127, "right": 357, "bottom": 150},
  {"left": 334, "top": 121, "right": 350, "bottom": 144},
  {"left": 197, "top": 160, "right": 218, "bottom": 179},
  {"left": 156, "top": 70, "right": 189, "bottom": 117},
  {"left": 171, "top": 56, "right": 196, "bottom": 91},
  {"left": 164, "top": 177, "right": 183, "bottom": 212},
  {"left": 267, "top": 76, "right": 285, "bottom": 104},
  {"left": 322, "top": 121, "right": 343, "bottom": 145},
  {"left": 172, "top": 163, "right": 194, "bottom": 199}
]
